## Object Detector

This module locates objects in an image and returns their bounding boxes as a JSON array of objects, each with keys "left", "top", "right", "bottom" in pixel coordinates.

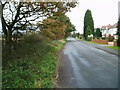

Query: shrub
[
  {"left": 86, "top": 37, "right": 92, "bottom": 41},
  {"left": 22, "top": 33, "right": 46, "bottom": 43},
  {"left": 97, "top": 37, "right": 100, "bottom": 39},
  {"left": 108, "top": 37, "right": 114, "bottom": 42},
  {"left": 102, "top": 37, "right": 106, "bottom": 40},
  {"left": 117, "top": 38, "right": 120, "bottom": 46},
  {"left": 2, "top": 33, "right": 65, "bottom": 88}
]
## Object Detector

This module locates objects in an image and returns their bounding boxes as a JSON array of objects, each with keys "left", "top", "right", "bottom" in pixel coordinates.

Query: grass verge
[
  {"left": 2, "top": 34, "right": 66, "bottom": 88},
  {"left": 103, "top": 46, "right": 120, "bottom": 51},
  {"left": 77, "top": 38, "right": 85, "bottom": 41}
]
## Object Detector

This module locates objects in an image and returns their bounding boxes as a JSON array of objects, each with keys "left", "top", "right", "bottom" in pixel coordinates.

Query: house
[
  {"left": 101, "top": 26, "right": 107, "bottom": 37},
  {"left": 101, "top": 23, "right": 118, "bottom": 39}
]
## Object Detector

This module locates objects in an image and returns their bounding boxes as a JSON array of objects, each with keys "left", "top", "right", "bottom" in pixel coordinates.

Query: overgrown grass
[
  {"left": 2, "top": 33, "right": 66, "bottom": 88},
  {"left": 104, "top": 46, "right": 120, "bottom": 51}
]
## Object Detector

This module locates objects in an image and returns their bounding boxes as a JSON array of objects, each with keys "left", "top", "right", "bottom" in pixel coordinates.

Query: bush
[
  {"left": 86, "top": 37, "right": 92, "bottom": 41},
  {"left": 102, "top": 37, "right": 106, "bottom": 40},
  {"left": 22, "top": 33, "right": 46, "bottom": 43},
  {"left": 117, "top": 38, "right": 120, "bottom": 46},
  {"left": 108, "top": 37, "right": 114, "bottom": 42},
  {"left": 97, "top": 37, "right": 100, "bottom": 39},
  {"left": 2, "top": 33, "right": 65, "bottom": 88}
]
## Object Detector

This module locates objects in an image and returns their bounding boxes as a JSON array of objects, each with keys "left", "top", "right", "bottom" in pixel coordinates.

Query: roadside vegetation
[
  {"left": 103, "top": 46, "right": 120, "bottom": 51},
  {"left": 2, "top": 34, "right": 66, "bottom": 88},
  {"left": 1, "top": 1, "right": 78, "bottom": 88}
]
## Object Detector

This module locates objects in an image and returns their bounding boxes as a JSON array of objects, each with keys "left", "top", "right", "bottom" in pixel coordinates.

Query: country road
[{"left": 58, "top": 38, "right": 118, "bottom": 88}]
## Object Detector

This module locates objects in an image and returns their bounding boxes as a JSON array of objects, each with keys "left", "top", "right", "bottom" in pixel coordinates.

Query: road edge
[
  {"left": 52, "top": 43, "right": 66, "bottom": 88},
  {"left": 77, "top": 40, "right": 120, "bottom": 56}
]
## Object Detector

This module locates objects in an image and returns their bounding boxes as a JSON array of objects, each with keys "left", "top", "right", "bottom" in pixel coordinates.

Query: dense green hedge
[
  {"left": 86, "top": 37, "right": 92, "bottom": 41},
  {"left": 101, "top": 37, "right": 106, "bottom": 40}
]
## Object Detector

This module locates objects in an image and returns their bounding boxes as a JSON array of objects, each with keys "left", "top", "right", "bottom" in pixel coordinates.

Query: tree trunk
[{"left": 7, "top": 29, "right": 12, "bottom": 44}]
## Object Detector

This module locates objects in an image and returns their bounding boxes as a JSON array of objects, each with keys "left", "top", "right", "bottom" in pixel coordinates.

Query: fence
[
  {"left": 92, "top": 38, "right": 117, "bottom": 46},
  {"left": 92, "top": 39, "right": 108, "bottom": 44}
]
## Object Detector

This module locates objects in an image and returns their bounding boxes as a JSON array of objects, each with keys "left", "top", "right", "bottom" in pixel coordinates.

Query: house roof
[
  {"left": 101, "top": 26, "right": 106, "bottom": 30},
  {"left": 107, "top": 24, "right": 112, "bottom": 29},
  {"left": 101, "top": 23, "right": 118, "bottom": 30},
  {"left": 112, "top": 23, "right": 118, "bottom": 28}
]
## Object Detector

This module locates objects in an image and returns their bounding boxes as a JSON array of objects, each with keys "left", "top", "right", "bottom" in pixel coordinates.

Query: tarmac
[{"left": 77, "top": 40, "right": 120, "bottom": 56}]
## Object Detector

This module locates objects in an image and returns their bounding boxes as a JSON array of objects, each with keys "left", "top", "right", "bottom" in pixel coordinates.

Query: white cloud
[{"left": 66, "top": 0, "right": 120, "bottom": 34}]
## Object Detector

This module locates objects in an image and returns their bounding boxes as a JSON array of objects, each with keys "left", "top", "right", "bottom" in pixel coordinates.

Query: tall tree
[
  {"left": 86, "top": 26, "right": 92, "bottom": 37},
  {"left": 95, "top": 28, "right": 102, "bottom": 37},
  {"left": 84, "top": 9, "right": 94, "bottom": 39}
]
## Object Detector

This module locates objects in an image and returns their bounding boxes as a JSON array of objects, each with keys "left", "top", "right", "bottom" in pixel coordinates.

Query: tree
[
  {"left": 76, "top": 33, "right": 80, "bottom": 38},
  {"left": 1, "top": 1, "right": 78, "bottom": 44},
  {"left": 117, "top": 18, "right": 120, "bottom": 46},
  {"left": 49, "top": 13, "right": 76, "bottom": 38},
  {"left": 95, "top": 28, "right": 102, "bottom": 37},
  {"left": 40, "top": 18, "right": 66, "bottom": 40},
  {"left": 86, "top": 26, "right": 92, "bottom": 38},
  {"left": 71, "top": 31, "right": 76, "bottom": 38},
  {"left": 42, "top": 12, "right": 76, "bottom": 39},
  {"left": 84, "top": 9, "right": 94, "bottom": 39}
]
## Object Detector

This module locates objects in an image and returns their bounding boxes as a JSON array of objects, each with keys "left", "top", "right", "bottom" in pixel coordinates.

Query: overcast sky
[{"left": 66, "top": 0, "right": 120, "bottom": 34}]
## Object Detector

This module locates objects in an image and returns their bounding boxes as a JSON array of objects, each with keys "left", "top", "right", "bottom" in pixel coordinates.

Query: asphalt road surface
[{"left": 58, "top": 38, "right": 118, "bottom": 88}]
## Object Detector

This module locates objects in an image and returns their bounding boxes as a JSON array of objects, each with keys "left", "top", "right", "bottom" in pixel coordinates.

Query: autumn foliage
[{"left": 41, "top": 18, "right": 66, "bottom": 40}]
